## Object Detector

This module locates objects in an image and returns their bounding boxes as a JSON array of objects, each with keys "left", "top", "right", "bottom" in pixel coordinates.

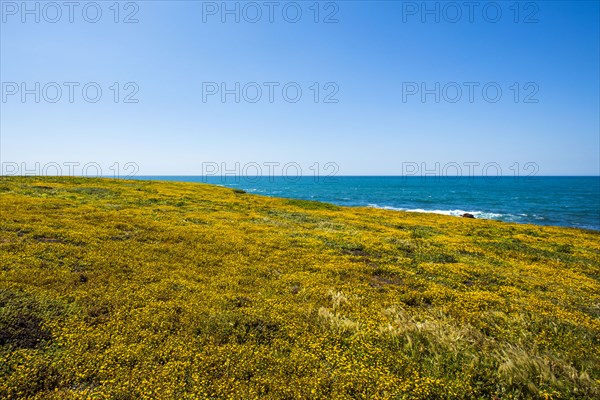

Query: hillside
[{"left": 1, "top": 177, "right": 599, "bottom": 399}]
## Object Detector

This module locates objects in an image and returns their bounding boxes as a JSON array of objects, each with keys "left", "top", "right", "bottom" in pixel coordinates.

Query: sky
[{"left": 1, "top": 0, "right": 599, "bottom": 177}]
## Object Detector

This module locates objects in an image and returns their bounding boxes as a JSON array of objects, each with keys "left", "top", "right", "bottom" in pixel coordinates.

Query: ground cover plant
[{"left": 0, "top": 177, "right": 598, "bottom": 399}]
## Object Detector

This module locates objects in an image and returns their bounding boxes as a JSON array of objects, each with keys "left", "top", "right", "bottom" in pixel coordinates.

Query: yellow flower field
[{"left": 0, "top": 177, "right": 598, "bottom": 399}]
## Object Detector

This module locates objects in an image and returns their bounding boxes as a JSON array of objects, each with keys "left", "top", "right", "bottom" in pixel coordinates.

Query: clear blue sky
[{"left": 1, "top": 1, "right": 599, "bottom": 176}]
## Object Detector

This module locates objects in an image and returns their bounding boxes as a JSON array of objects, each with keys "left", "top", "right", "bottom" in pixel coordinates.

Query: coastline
[{"left": 130, "top": 175, "right": 600, "bottom": 231}]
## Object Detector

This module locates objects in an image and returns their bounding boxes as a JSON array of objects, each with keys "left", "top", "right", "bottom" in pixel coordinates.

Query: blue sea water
[{"left": 134, "top": 176, "right": 600, "bottom": 231}]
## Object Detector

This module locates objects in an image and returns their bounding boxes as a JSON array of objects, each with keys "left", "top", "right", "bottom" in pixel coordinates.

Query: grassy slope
[{"left": 0, "top": 177, "right": 599, "bottom": 399}]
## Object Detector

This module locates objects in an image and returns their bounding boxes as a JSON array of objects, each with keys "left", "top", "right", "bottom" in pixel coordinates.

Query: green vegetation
[{"left": 1, "top": 177, "right": 599, "bottom": 399}]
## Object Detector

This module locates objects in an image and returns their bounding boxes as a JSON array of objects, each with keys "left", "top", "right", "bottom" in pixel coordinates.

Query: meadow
[{"left": 0, "top": 177, "right": 598, "bottom": 399}]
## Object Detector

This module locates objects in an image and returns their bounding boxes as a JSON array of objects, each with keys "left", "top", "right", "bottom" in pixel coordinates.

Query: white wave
[{"left": 367, "top": 205, "right": 510, "bottom": 220}]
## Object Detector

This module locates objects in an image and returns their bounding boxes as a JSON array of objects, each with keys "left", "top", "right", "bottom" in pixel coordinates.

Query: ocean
[{"left": 134, "top": 176, "right": 600, "bottom": 231}]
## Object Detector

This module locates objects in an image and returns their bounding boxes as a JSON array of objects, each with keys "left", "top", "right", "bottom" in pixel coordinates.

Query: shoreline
[
  {"left": 2, "top": 175, "right": 599, "bottom": 232},
  {"left": 137, "top": 176, "right": 600, "bottom": 231}
]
